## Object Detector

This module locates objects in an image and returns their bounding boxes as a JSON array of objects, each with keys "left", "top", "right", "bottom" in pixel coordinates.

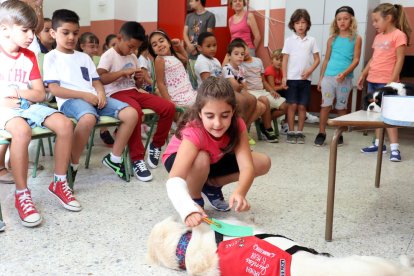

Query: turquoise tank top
[{"left": 325, "top": 36, "right": 356, "bottom": 78}]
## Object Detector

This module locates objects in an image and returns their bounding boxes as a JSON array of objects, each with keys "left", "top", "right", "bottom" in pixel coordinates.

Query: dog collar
[{"left": 176, "top": 231, "right": 192, "bottom": 270}]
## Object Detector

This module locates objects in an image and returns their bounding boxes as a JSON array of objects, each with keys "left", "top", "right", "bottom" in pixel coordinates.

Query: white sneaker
[
  {"left": 305, "top": 113, "right": 319, "bottom": 123},
  {"left": 280, "top": 123, "right": 289, "bottom": 135}
]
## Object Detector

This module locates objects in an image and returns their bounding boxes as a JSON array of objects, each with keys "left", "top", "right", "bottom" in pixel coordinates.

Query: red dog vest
[{"left": 218, "top": 236, "right": 292, "bottom": 276}]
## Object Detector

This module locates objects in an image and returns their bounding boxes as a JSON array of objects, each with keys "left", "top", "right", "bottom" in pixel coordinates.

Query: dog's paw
[{"left": 399, "top": 255, "right": 414, "bottom": 268}]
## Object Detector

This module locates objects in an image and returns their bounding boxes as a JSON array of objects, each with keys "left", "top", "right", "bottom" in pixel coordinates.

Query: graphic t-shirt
[
  {"left": 223, "top": 63, "right": 245, "bottom": 84},
  {"left": 0, "top": 46, "right": 41, "bottom": 96},
  {"left": 98, "top": 47, "right": 140, "bottom": 96},
  {"left": 367, "top": 29, "right": 407, "bottom": 83}
]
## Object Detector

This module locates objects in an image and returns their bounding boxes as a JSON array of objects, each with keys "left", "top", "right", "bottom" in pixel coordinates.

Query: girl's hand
[
  {"left": 336, "top": 73, "right": 345, "bottom": 83},
  {"left": 171, "top": 39, "right": 183, "bottom": 52},
  {"left": 229, "top": 192, "right": 250, "bottom": 212},
  {"left": 317, "top": 79, "right": 322, "bottom": 91},
  {"left": 357, "top": 76, "right": 364, "bottom": 90},
  {"left": 184, "top": 205, "right": 207, "bottom": 227}
]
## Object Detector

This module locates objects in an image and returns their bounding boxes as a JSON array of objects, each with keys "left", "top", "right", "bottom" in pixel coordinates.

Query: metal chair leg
[
  {"left": 144, "top": 115, "right": 158, "bottom": 152},
  {"left": 47, "top": 137, "right": 53, "bottom": 156},
  {"left": 85, "top": 128, "right": 96, "bottom": 169},
  {"left": 32, "top": 139, "right": 42, "bottom": 178}
]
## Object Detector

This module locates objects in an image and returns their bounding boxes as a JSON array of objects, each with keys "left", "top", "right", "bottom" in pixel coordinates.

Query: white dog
[{"left": 147, "top": 216, "right": 414, "bottom": 276}]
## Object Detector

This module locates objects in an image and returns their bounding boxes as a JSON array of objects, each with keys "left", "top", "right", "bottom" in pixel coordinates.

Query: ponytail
[
  {"left": 394, "top": 4, "right": 412, "bottom": 45},
  {"left": 374, "top": 3, "right": 412, "bottom": 45}
]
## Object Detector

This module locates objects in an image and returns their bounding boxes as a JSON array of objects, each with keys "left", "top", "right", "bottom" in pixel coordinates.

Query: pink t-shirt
[
  {"left": 229, "top": 12, "right": 254, "bottom": 49},
  {"left": 367, "top": 29, "right": 407, "bottom": 83},
  {"left": 162, "top": 117, "right": 246, "bottom": 164},
  {"left": 98, "top": 47, "right": 140, "bottom": 96},
  {"left": 264, "top": 65, "right": 283, "bottom": 86}
]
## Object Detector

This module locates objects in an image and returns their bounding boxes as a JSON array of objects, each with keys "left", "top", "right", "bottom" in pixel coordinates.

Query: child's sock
[
  {"left": 54, "top": 174, "right": 67, "bottom": 183},
  {"left": 296, "top": 130, "right": 302, "bottom": 134},
  {"left": 374, "top": 139, "right": 379, "bottom": 146},
  {"left": 16, "top": 188, "right": 29, "bottom": 194},
  {"left": 110, "top": 153, "right": 122, "bottom": 164},
  {"left": 71, "top": 163, "right": 79, "bottom": 171},
  {"left": 390, "top": 143, "right": 399, "bottom": 151}
]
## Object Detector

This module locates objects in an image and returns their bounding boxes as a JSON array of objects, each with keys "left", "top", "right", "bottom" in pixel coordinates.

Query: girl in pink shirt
[
  {"left": 163, "top": 77, "right": 270, "bottom": 227},
  {"left": 358, "top": 3, "right": 411, "bottom": 162}
]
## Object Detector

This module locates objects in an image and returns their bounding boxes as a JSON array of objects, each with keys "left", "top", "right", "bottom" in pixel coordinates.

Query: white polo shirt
[{"left": 282, "top": 34, "right": 319, "bottom": 81}]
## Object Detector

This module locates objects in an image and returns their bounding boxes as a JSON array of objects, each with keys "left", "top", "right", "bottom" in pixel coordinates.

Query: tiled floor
[{"left": 0, "top": 124, "right": 413, "bottom": 275}]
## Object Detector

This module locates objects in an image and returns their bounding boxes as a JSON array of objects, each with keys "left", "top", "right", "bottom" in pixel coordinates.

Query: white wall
[
  {"left": 249, "top": 0, "right": 285, "bottom": 10},
  {"left": 44, "top": 0, "right": 158, "bottom": 25},
  {"left": 381, "top": 0, "right": 414, "bottom": 7},
  {"left": 44, "top": 0, "right": 91, "bottom": 26}
]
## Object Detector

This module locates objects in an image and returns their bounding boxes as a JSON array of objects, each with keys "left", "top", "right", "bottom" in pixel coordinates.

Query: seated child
[
  {"left": 0, "top": 1, "right": 81, "bottom": 228},
  {"left": 97, "top": 22, "right": 175, "bottom": 182},
  {"left": 77, "top": 31, "right": 115, "bottom": 146},
  {"left": 44, "top": 9, "right": 138, "bottom": 183},
  {"left": 194, "top": 32, "right": 223, "bottom": 88},
  {"left": 37, "top": 17, "right": 54, "bottom": 53},
  {"left": 240, "top": 41, "right": 287, "bottom": 143},
  {"left": 264, "top": 49, "right": 289, "bottom": 133},
  {"left": 148, "top": 30, "right": 197, "bottom": 107},
  {"left": 137, "top": 38, "right": 155, "bottom": 93},
  {"left": 163, "top": 77, "right": 271, "bottom": 225},
  {"left": 222, "top": 39, "right": 265, "bottom": 145},
  {"left": 103, "top": 34, "right": 117, "bottom": 53}
]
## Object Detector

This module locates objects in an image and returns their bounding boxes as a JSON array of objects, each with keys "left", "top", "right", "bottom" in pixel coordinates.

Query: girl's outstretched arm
[
  {"left": 229, "top": 129, "right": 254, "bottom": 212},
  {"left": 168, "top": 139, "right": 207, "bottom": 227}
]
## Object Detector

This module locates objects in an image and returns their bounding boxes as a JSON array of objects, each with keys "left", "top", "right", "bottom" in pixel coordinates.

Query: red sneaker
[
  {"left": 49, "top": 181, "right": 82, "bottom": 212},
  {"left": 15, "top": 190, "right": 42, "bottom": 227}
]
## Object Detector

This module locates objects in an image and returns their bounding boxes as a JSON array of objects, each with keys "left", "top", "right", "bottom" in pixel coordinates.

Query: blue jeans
[{"left": 367, "top": 82, "right": 386, "bottom": 94}]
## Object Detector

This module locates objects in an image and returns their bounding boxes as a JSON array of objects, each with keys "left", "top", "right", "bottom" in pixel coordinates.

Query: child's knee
[
  {"left": 77, "top": 114, "right": 97, "bottom": 129},
  {"left": 193, "top": 151, "right": 210, "bottom": 171},
  {"left": 253, "top": 153, "right": 271, "bottom": 176},
  {"left": 119, "top": 107, "right": 138, "bottom": 123}
]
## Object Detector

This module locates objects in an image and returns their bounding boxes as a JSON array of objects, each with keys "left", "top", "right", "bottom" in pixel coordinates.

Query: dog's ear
[{"left": 364, "top": 94, "right": 374, "bottom": 110}]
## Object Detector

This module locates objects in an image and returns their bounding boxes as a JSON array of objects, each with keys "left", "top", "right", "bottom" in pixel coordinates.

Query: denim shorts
[
  {"left": 367, "top": 82, "right": 386, "bottom": 94},
  {"left": 60, "top": 97, "right": 129, "bottom": 121},
  {"left": 0, "top": 104, "right": 59, "bottom": 129},
  {"left": 285, "top": 80, "right": 311, "bottom": 105}
]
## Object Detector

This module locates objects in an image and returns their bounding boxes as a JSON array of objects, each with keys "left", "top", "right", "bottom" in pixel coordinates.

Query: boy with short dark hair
[
  {"left": 0, "top": 1, "right": 80, "bottom": 228},
  {"left": 43, "top": 9, "right": 138, "bottom": 183},
  {"left": 97, "top": 22, "right": 175, "bottom": 182},
  {"left": 183, "top": 0, "right": 216, "bottom": 59}
]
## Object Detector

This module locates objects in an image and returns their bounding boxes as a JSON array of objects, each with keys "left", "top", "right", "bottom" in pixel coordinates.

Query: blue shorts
[
  {"left": 367, "top": 82, "right": 386, "bottom": 94},
  {"left": 285, "top": 80, "right": 311, "bottom": 105},
  {"left": 0, "top": 104, "right": 59, "bottom": 129},
  {"left": 60, "top": 98, "right": 129, "bottom": 121}
]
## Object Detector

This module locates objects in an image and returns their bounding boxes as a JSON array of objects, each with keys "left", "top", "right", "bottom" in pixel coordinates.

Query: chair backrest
[
  {"left": 37, "top": 52, "right": 45, "bottom": 77},
  {"left": 92, "top": 55, "right": 101, "bottom": 67}
]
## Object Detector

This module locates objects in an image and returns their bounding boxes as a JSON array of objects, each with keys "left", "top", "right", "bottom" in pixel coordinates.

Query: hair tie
[{"left": 335, "top": 6, "right": 355, "bottom": 17}]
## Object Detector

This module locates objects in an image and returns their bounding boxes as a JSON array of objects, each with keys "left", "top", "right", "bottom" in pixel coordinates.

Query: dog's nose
[{"left": 369, "top": 105, "right": 374, "bottom": 110}]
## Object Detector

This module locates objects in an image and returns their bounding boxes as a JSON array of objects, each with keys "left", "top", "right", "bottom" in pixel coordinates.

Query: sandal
[{"left": 0, "top": 166, "right": 14, "bottom": 184}]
